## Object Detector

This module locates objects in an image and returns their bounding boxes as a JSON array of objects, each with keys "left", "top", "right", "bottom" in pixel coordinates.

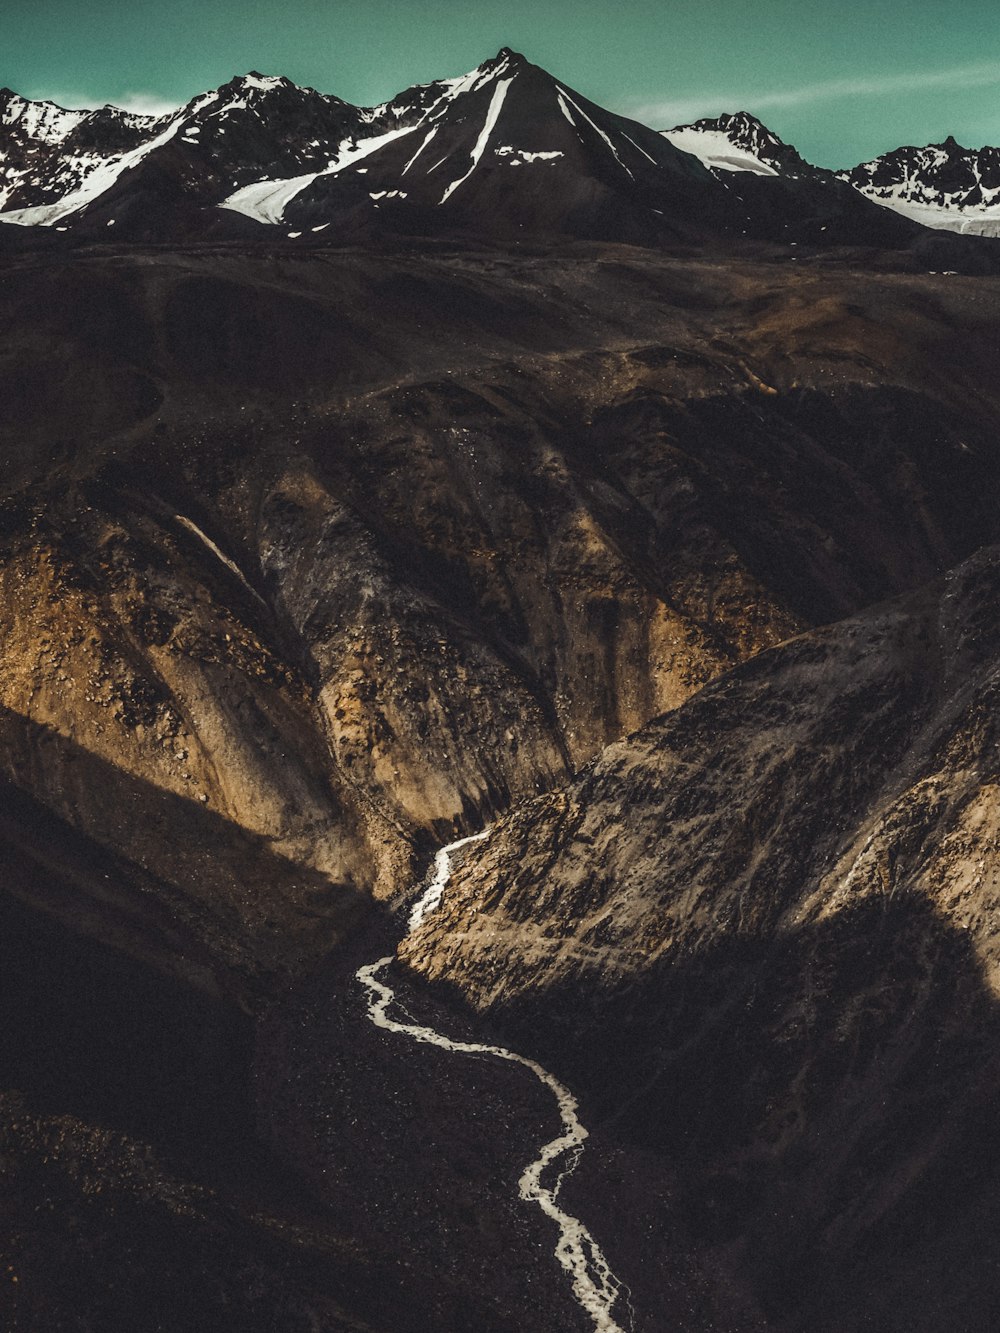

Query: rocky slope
[
  {"left": 5, "top": 244, "right": 1000, "bottom": 989},
  {"left": 4, "top": 232, "right": 1000, "bottom": 1327},
  {"left": 402, "top": 540, "right": 1000, "bottom": 1329}
]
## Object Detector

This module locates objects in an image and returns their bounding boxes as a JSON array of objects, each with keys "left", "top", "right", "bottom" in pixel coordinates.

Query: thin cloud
[
  {"left": 21, "top": 88, "right": 181, "bottom": 117},
  {"left": 627, "top": 60, "right": 1000, "bottom": 128},
  {"left": 108, "top": 91, "right": 182, "bottom": 117},
  {"left": 20, "top": 89, "right": 96, "bottom": 111}
]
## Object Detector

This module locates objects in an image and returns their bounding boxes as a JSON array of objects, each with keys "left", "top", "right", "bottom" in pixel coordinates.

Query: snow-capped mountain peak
[
  {"left": 0, "top": 90, "right": 91, "bottom": 146},
  {"left": 662, "top": 111, "right": 817, "bottom": 178},
  {"left": 217, "top": 46, "right": 723, "bottom": 238},
  {"left": 837, "top": 137, "right": 1000, "bottom": 236}
]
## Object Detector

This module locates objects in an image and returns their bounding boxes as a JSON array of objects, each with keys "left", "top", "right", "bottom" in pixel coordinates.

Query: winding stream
[{"left": 356, "top": 832, "right": 632, "bottom": 1333}]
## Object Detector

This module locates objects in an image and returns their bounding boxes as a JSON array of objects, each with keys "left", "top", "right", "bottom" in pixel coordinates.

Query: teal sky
[{"left": 5, "top": 0, "right": 1000, "bottom": 167}]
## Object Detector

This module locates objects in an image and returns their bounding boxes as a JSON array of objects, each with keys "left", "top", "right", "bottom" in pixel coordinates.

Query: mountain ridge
[{"left": 0, "top": 48, "right": 984, "bottom": 253}]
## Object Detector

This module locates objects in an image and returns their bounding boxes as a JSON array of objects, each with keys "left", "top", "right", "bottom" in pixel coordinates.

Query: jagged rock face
[
  {"left": 658, "top": 110, "right": 922, "bottom": 249},
  {"left": 839, "top": 138, "right": 1000, "bottom": 236},
  {"left": 662, "top": 111, "right": 1000, "bottom": 244},
  {"left": 402, "top": 542, "right": 1000, "bottom": 1329},
  {"left": 661, "top": 112, "right": 924, "bottom": 248},
  {"left": 0, "top": 89, "right": 148, "bottom": 211}
]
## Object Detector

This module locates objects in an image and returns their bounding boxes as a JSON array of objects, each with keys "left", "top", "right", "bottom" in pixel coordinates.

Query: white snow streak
[
  {"left": 220, "top": 123, "right": 421, "bottom": 223},
  {"left": 621, "top": 133, "right": 657, "bottom": 165},
  {"left": 174, "top": 516, "right": 265, "bottom": 604},
  {"left": 357, "top": 832, "right": 631, "bottom": 1333},
  {"left": 428, "top": 55, "right": 510, "bottom": 119},
  {"left": 440, "top": 77, "right": 513, "bottom": 203},
  {"left": 556, "top": 92, "right": 577, "bottom": 127},
  {"left": 555, "top": 87, "right": 634, "bottom": 179},
  {"left": 401, "top": 125, "right": 439, "bottom": 176}
]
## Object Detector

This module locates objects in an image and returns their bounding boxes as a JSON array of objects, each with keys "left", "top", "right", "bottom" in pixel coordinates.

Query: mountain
[
  {"left": 661, "top": 110, "right": 940, "bottom": 249},
  {"left": 1, "top": 49, "right": 979, "bottom": 255},
  {"left": 0, "top": 74, "right": 365, "bottom": 237},
  {"left": 838, "top": 136, "right": 1000, "bottom": 237},
  {"left": 662, "top": 110, "right": 819, "bottom": 178},
  {"left": 0, "top": 52, "right": 728, "bottom": 243},
  {"left": 228, "top": 48, "right": 731, "bottom": 244},
  {"left": 0, "top": 88, "right": 153, "bottom": 216},
  {"left": 665, "top": 112, "right": 1000, "bottom": 242}
]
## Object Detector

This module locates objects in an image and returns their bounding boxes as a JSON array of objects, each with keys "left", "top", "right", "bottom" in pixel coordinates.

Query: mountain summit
[{"left": 663, "top": 111, "right": 819, "bottom": 178}]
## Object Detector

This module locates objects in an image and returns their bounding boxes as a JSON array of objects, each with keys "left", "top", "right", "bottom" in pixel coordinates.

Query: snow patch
[
  {"left": 220, "top": 169, "right": 324, "bottom": 225},
  {"left": 1, "top": 95, "right": 88, "bottom": 145},
  {"left": 857, "top": 192, "right": 1000, "bottom": 236},
  {"left": 240, "top": 74, "right": 286, "bottom": 93},
  {"left": 496, "top": 145, "right": 563, "bottom": 164},
  {"left": 661, "top": 126, "right": 778, "bottom": 176}
]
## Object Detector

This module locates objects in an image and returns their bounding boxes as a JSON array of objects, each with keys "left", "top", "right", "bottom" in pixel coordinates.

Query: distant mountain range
[
  {"left": 1, "top": 48, "right": 998, "bottom": 245},
  {"left": 664, "top": 112, "right": 1000, "bottom": 238}
]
